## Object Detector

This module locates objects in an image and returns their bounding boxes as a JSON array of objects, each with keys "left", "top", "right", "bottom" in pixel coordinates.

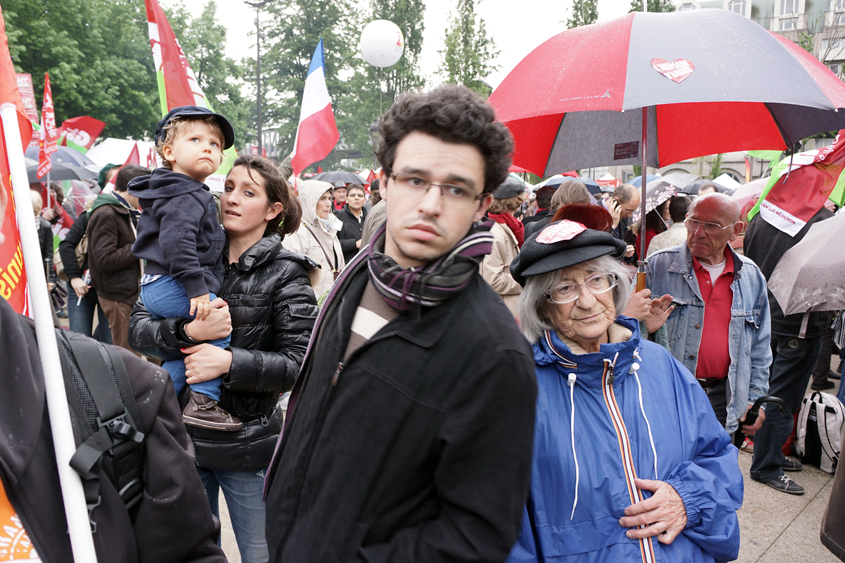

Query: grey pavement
[{"left": 217, "top": 362, "right": 845, "bottom": 563}]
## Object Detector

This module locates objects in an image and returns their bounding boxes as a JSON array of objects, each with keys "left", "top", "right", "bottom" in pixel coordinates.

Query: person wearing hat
[
  {"left": 128, "top": 105, "right": 241, "bottom": 431},
  {"left": 506, "top": 221, "right": 742, "bottom": 563},
  {"left": 480, "top": 176, "right": 525, "bottom": 317},
  {"left": 97, "top": 162, "right": 120, "bottom": 191}
]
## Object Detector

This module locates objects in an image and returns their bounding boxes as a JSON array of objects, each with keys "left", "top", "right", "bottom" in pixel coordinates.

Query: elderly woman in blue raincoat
[{"left": 506, "top": 220, "right": 743, "bottom": 563}]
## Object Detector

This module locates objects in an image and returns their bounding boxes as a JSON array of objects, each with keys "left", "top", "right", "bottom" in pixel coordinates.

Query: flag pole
[{"left": 0, "top": 102, "right": 99, "bottom": 562}]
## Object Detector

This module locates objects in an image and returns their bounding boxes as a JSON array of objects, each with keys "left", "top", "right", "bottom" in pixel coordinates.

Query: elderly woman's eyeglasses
[
  {"left": 389, "top": 172, "right": 485, "bottom": 206},
  {"left": 684, "top": 216, "right": 735, "bottom": 236},
  {"left": 545, "top": 273, "right": 618, "bottom": 304}
]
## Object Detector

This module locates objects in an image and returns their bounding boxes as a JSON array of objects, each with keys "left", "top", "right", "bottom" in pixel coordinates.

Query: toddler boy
[{"left": 129, "top": 106, "right": 240, "bottom": 431}]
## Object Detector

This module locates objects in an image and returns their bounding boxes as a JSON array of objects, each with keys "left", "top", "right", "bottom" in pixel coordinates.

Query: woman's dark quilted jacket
[{"left": 129, "top": 233, "right": 318, "bottom": 470}]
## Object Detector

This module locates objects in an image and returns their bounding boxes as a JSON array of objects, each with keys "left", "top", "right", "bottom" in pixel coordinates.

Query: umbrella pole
[{"left": 636, "top": 107, "right": 648, "bottom": 292}]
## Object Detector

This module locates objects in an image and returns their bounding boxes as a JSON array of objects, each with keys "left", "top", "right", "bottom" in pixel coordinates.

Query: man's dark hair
[
  {"left": 613, "top": 184, "right": 637, "bottom": 204},
  {"left": 376, "top": 85, "right": 513, "bottom": 194},
  {"left": 535, "top": 186, "right": 555, "bottom": 210},
  {"left": 669, "top": 196, "right": 691, "bottom": 223},
  {"left": 346, "top": 183, "right": 366, "bottom": 196},
  {"left": 369, "top": 178, "right": 379, "bottom": 192},
  {"left": 115, "top": 165, "right": 151, "bottom": 193}
]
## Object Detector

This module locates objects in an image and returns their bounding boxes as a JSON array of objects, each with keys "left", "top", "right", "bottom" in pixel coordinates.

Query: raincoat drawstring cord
[
  {"left": 567, "top": 372, "right": 579, "bottom": 520},
  {"left": 631, "top": 350, "right": 659, "bottom": 479}
]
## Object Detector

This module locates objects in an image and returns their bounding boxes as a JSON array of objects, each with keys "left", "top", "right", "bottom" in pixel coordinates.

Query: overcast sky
[{"left": 179, "top": 0, "right": 635, "bottom": 90}]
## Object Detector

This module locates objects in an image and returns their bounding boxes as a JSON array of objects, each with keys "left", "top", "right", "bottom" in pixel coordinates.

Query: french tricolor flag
[{"left": 291, "top": 39, "right": 339, "bottom": 177}]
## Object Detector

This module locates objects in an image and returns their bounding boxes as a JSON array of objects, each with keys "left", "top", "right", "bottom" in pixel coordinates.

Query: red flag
[
  {"left": 262, "top": 147, "right": 267, "bottom": 159},
  {"left": 147, "top": 146, "right": 156, "bottom": 169},
  {"left": 57, "top": 116, "right": 105, "bottom": 152},
  {"left": 36, "top": 73, "right": 58, "bottom": 179},
  {"left": 0, "top": 4, "right": 34, "bottom": 313},
  {"left": 751, "top": 131, "right": 845, "bottom": 236},
  {"left": 145, "top": 0, "right": 205, "bottom": 111},
  {"left": 317, "top": 166, "right": 323, "bottom": 173},
  {"left": 103, "top": 142, "right": 141, "bottom": 193}
]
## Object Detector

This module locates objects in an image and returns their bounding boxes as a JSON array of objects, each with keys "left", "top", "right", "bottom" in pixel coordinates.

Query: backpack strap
[
  {"left": 795, "top": 392, "right": 815, "bottom": 457},
  {"left": 303, "top": 223, "right": 339, "bottom": 274},
  {"left": 57, "top": 330, "right": 145, "bottom": 531}
]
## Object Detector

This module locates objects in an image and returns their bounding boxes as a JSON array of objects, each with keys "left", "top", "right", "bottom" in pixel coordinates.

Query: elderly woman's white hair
[{"left": 519, "top": 255, "right": 631, "bottom": 343}]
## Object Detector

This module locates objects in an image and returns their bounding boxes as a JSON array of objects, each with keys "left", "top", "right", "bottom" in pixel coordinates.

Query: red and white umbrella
[
  {"left": 489, "top": 9, "right": 845, "bottom": 282},
  {"left": 489, "top": 9, "right": 845, "bottom": 178}
]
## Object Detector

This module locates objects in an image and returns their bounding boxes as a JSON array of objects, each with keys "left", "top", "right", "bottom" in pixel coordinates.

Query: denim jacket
[{"left": 645, "top": 244, "right": 771, "bottom": 433}]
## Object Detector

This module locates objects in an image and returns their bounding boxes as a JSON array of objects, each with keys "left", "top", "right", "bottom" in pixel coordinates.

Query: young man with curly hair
[{"left": 264, "top": 85, "right": 538, "bottom": 562}]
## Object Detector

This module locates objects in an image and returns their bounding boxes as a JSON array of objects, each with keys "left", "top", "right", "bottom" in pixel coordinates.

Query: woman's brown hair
[{"left": 229, "top": 155, "right": 302, "bottom": 241}]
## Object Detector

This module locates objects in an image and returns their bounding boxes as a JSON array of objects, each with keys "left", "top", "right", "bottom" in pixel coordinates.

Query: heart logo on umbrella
[{"left": 651, "top": 58, "right": 695, "bottom": 83}]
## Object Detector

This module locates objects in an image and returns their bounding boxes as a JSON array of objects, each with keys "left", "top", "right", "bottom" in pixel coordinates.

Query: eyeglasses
[
  {"left": 684, "top": 216, "right": 736, "bottom": 236},
  {"left": 545, "top": 273, "right": 618, "bottom": 304},
  {"left": 389, "top": 172, "right": 486, "bottom": 206}
]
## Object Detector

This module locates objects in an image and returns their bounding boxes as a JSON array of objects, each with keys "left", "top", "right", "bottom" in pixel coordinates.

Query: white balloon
[{"left": 360, "top": 20, "right": 405, "bottom": 68}]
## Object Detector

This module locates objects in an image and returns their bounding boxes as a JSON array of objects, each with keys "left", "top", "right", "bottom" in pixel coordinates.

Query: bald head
[{"left": 690, "top": 193, "right": 740, "bottom": 223}]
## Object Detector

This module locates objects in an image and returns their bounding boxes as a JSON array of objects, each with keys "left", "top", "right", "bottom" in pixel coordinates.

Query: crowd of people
[{"left": 4, "top": 84, "right": 845, "bottom": 563}]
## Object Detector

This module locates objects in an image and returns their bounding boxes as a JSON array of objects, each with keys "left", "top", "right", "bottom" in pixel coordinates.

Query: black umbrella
[
  {"left": 27, "top": 160, "right": 98, "bottom": 183},
  {"left": 312, "top": 170, "right": 366, "bottom": 185},
  {"left": 25, "top": 145, "right": 98, "bottom": 169},
  {"left": 681, "top": 179, "right": 734, "bottom": 196}
]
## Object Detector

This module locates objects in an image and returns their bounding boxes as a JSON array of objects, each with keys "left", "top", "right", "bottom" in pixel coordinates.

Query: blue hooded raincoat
[{"left": 507, "top": 317, "right": 743, "bottom": 563}]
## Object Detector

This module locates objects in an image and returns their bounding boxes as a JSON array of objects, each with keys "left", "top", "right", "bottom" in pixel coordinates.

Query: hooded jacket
[
  {"left": 128, "top": 234, "right": 319, "bottom": 471},
  {"left": 480, "top": 221, "right": 522, "bottom": 317},
  {"left": 507, "top": 317, "right": 743, "bottom": 563},
  {"left": 129, "top": 168, "right": 225, "bottom": 298},
  {"left": 0, "top": 297, "right": 226, "bottom": 563},
  {"left": 283, "top": 180, "right": 345, "bottom": 301},
  {"left": 87, "top": 192, "right": 141, "bottom": 305}
]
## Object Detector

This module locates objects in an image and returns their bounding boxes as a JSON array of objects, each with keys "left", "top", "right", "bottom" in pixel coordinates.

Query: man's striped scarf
[{"left": 366, "top": 219, "right": 495, "bottom": 315}]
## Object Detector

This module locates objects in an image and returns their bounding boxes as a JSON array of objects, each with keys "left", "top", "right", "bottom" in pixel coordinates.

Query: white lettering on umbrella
[{"left": 651, "top": 58, "right": 695, "bottom": 83}]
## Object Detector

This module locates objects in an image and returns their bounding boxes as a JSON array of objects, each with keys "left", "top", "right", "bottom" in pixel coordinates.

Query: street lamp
[{"left": 244, "top": 0, "right": 272, "bottom": 153}]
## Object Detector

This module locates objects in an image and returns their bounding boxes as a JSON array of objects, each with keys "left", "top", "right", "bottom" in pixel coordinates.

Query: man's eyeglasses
[
  {"left": 389, "top": 172, "right": 486, "bottom": 205},
  {"left": 684, "top": 217, "right": 736, "bottom": 236},
  {"left": 545, "top": 273, "right": 618, "bottom": 304}
]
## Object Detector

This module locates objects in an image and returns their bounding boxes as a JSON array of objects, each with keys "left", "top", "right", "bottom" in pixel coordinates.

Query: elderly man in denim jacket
[{"left": 644, "top": 193, "right": 771, "bottom": 438}]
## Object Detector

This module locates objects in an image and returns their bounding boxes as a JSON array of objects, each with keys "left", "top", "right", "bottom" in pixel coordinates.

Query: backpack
[
  {"left": 795, "top": 391, "right": 845, "bottom": 474},
  {"left": 55, "top": 329, "right": 145, "bottom": 531},
  {"left": 54, "top": 203, "right": 93, "bottom": 282}
]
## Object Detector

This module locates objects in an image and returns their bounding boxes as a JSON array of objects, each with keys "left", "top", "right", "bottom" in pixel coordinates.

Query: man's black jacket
[{"left": 264, "top": 264, "right": 537, "bottom": 562}]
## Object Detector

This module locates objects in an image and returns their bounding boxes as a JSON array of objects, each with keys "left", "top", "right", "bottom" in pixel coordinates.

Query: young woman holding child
[{"left": 129, "top": 154, "right": 319, "bottom": 563}]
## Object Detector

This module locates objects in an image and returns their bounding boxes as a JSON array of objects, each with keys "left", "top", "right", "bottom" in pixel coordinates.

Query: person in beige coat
[
  {"left": 284, "top": 180, "right": 346, "bottom": 303},
  {"left": 481, "top": 178, "right": 525, "bottom": 317}
]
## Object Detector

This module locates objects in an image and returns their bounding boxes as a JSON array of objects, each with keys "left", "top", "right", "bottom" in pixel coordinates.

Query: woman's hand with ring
[
  {"left": 182, "top": 344, "right": 232, "bottom": 384},
  {"left": 619, "top": 478, "right": 688, "bottom": 545}
]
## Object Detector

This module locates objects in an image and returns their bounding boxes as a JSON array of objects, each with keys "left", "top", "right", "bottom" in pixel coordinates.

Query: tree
[
  {"left": 166, "top": 1, "right": 255, "bottom": 148},
  {"left": 708, "top": 153, "right": 724, "bottom": 179},
  {"left": 627, "top": 0, "right": 675, "bottom": 12},
  {"left": 439, "top": 0, "right": 499, "bottom": 97},
  {"left": 259, "top": 0, "right": 362, "bottom": 169},
  {"left": 567, "top": 0, "right": 598, "bottom": 29},
  {"left": 4, "top": 0, "right": 160, "bottom": 139},
  {"left": 341, "top": 0, "right": 427, "bottom": 167}
]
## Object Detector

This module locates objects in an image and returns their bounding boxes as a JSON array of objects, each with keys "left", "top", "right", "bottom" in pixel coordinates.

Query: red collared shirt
[{"left": 692, "top": 247, "right": 735, "bottom": 380}]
